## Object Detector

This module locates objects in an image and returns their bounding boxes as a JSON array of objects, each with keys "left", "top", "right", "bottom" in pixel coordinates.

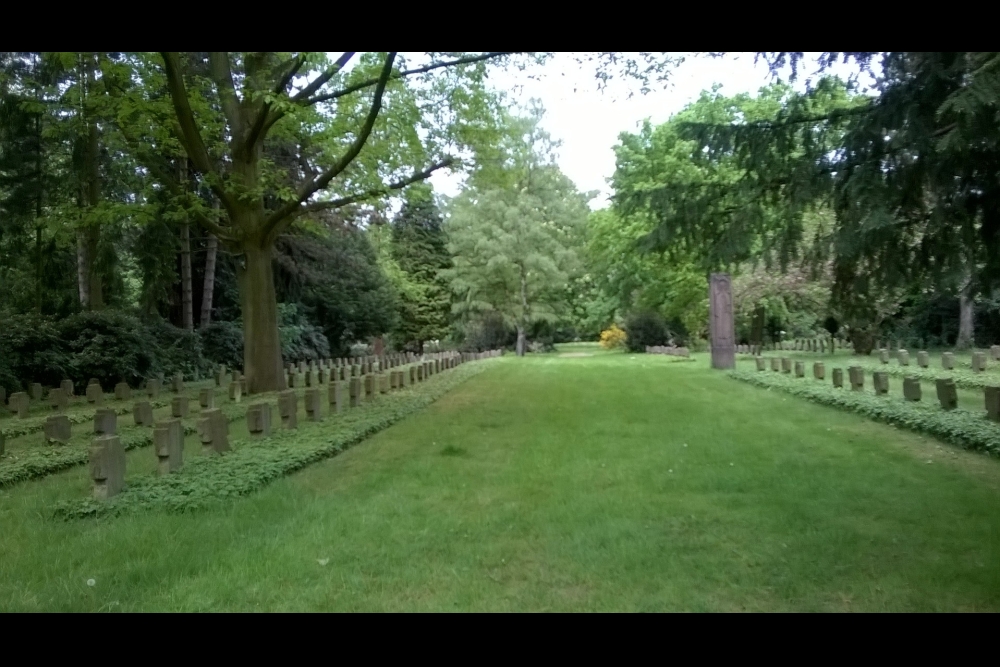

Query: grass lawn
[{"left": 2, "top": 344, "right": 999, "bottom": 611}]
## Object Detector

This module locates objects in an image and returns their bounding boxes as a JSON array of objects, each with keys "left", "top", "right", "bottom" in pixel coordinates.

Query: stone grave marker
[
  {"left": 147, "top": 378, "right": 161, "bottom": 398},
  {"left": 94, "top": 408, "right": 117, "bottom": 435},
  {"left": 879, "top": 349, "right": 889, "bottom": 364},
  {"left": 903, "top": 377, "right": 922, "bottom": 402},
  {"left": 199, "top": 388, "right": 215, "bottom": 410},
  {"left": 278, "top": 390, "right": 298, "bottom": 429},
  {"left": 349, "top": 377, "right": 362, "bottom": 407},
  {"left": 898, "top": 350, "right": 910, "bottom": 366},
  {"left": 60, "top": 379, "right": 74, "bottom": 397},
  {"left": 133, "top": 401, "right": 154, "bottom": 427},
  {"left": 832, "top": 368, "right": 844, "bottom": 388},
  {"left": 90, "top": 434, "right": 125, "bottom": 499},
  {"left": 229, "top": 380, "right": 242, "bottom": 403},
  {"left": 848, "top": 366, "right": 864, "bottom": 391},
  {"left": 942, "top": 352, "right": 954, "bottom": 370},
  {"left": 329, "top": 381, "right": 344, "bottom": 413},
  {"left": 794, "top": 361, "right": 805, "bottom": 377},
  {"left": 755, "top": 357, "right": 766, "bottom": 371},
  {"left": 240, "top": 378, "right": 248, "bottom": 395},
  {"left": 409, "top": 366, "right": 417, "bottom": 384},
  {"left": 917, "top": 351, "right": 929, "bottom": 368},
  {"left": 317, "top": 368, "right": 327, "bottom": 385},
  {"left": 49, "top": 387, "right": 68, "bottom": 412},
  {"left": 770, "top": 357, "right": 780, "bottom": 372},
  {"left": 305, "top": 388, "right": 322, "bottom": 422},
  {"left": 172, "top": 373, "right": 184, "bottom": 393},
  {"left": 364, "top": 374, "right": 375, "bottom": 400},
  {"left": 379, "top": 374, "right": 389, "bottom": 394},
  {"left": 114, "top": 382, "right": 131, "bottom": 401},
  {"left": 154, "top": 419, "right": 184, "bottom": 474},
  {"left": 416, "top": 364, "right": 424, "bottom": 382},
  {"left": 247, "top": 403, "right": 272, "bottom": 438},
  {"left": 86, "top": 383, "right": 104, "bottom": 405},
  {"left": 985, "top": 386, "right": 1000, "bottom": 422},
  {"left": 215, "top": 366, "right": 226, "bottom": 387},
  {"left": 171, "top": 396, "right": 189, "bottom": 418},
  {"left": 972, "top": 351, "right": 987, "bottom": 372},
  {"left": 287, "top": 371, "right": 298, "bottom": 389},
  {"left": 873, "top": 372, "right": 889, "bottom": 395},
  {"left": 781, "top": 358, "right": 792, "bottom": 373},
  {"left": 30, "top": 382, "right": 43, "bottom": 401},
  {"left": 992, "top": 345, "right": 1000, "bottom": 361},
  {"left": 936, "top": 378, "right": 958, "bottom": 410},
  {"left": 199, "top": 409, "right": 229, "bottom": 454},
  {"left": 44, "top": 415, "right": 71, "bottom": 444},
  {"left": 813, "top": 362, "right": 825, "bottom": 380},
  {"left": 88, "top": 378, "right": 100, "bottom": 387}
]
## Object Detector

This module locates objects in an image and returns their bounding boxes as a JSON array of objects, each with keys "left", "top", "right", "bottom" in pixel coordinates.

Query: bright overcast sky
[{"left": 428, "top": 52, "right": 872, "bottom": 209}]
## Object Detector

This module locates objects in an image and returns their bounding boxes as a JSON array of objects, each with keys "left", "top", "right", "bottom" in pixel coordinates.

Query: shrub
[
  {"left": 0, "top": 312, "right": 68, "bottom": 392},
  {"left": 624, "top": 311, "right": 669, "bottom": 352},
  {"left": 278, "top": 303, "right": 331, "bottom": 361},
  {"left": 599, "top": 324, "right": 627, "bottom": 350},
  {"left": 199, "top": 321, "right": 244, "bottom": 370},
  {"left": 461, "top": 312, "right": 514, "bottom": 352},
  {"left": 146, "top": 318, "right": 214, "bottom": 380},
  {"left": 59, "top": 311, "right": 157, "bottom": 388}
]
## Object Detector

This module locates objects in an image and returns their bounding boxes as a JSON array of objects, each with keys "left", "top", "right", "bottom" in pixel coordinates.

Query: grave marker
[
  {"left": 60, "top": 379, "right": 74, "bottom": 397},
  {"left": 114, "top": 382, "right": 131, "bottom": 401},
  {"left": 172, "top": 396, "right": 189, "bottom": 418},
  {"left": 246, "top": 403, "right": 272, "bottom": 438},
  {"left": 832, "top": 368, "right": 844, "bottom": 388},
  {"left": 329, "top": 381, "right": 344, "bottom": 413},
  {"left": 199, "top": 388, "right": 215, "bottom": 410},
  {"left": 936, "top": 378, "right": 958, "bottom": 410},
  {"left": 30, "top": 382, "right": 43, "bottom": 401},
  {"left": 49, "top": 387, "right": 68, "bottom": 412},
  {"left": 813, "top": 362, "right": 825, "bottom": 380},
  {"left": 349, "top": 377, "right": 362, "bottom": 407},
  {"left": 972, "top": 351, "right": 987, "bottom": 372},
  {"left": 86, "top": 383, "right": 104, "bottom": 405},
  {"left": 94, "top": 408, "right": 117, "bottom": 435},
  {"left": 942, "top": 352, "right": 955, "bottom": 370},
  {"left": 879, "top": 349, "right": 889, "bottom": 364},
  {"left": 897, "top": 350, "right": 910, "bottom": 366},
  {"left": 278, "top": 390, "right": 298, "bottom": 429},
  {"left": 848, "top": 366, "right": 865, "bottom": 391},
  {"left": 985, "top": 386, "right": 1000, "bottom": 422},
  {"left": 873, "top": 371, "right": 889, "bottom": 395},
  {"left": 903, "top": 377, "right": 922, "bottom": 402},
  {"left": 147, "top": 378, "right": 161, "bottom": 398},
  {"left": 133, "top": 401, "right": 154, "bottom": 427},
  {"left": 781, "top": 358, "right": 792, "bottom": 373},
  {"left": 305, "top": 388, "right": 322, "bottom": 422},
  {"left": 199, "top": 409, "right": 230, "bottom": 454},
  {"left": 172, "top": 373, "right": 184, "bottom": 393},
  {"left": 90, "top": 434, "right": 125, "bottom": 499},
  {"left": 917, "top": 351, "right": 929, "bottom": 368},
  {"left": 229, "top": 381, "right": 242, "bottom": 403},
  {"left": 154, "top": 419, "right": 184, "bottom": 474},
  {"left": 44, "top": 415, "right": 71, "bottom": 444},
  {"left": 794, "top": 361, "right": 805, "bottom": 377}
]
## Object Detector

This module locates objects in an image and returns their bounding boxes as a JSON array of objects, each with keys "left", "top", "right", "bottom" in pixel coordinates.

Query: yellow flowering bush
[{"left": 599, "top": 324, "right": 627, "bottom": 350}]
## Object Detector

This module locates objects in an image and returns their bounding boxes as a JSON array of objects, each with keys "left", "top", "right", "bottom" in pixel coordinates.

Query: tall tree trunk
[
  {"left": 77, "top": 228, "right": 90, "bottom": 307},
  {"left": 81, "top": 71, "right": 103, "bottom": 309},
  {"left": 240, "top": 244, "right": 285, "bottom": 393},
  {"left": 34, "top": 111, "right": 43, "bottom": 314},
  {"left": 957, "top": 278, "right": 975, "bottom": 349},
  {"left": 517, "top": 269, "right": 529, "bottom": 357},
  {"left": 200, "top": 233, "right": 218, "bottom": 328},
  {"left": 180, "top": 222, "right": 193, "bottom": 330},
  {"left": 516, "top": 325, "right": 526, "bottom": 357}
]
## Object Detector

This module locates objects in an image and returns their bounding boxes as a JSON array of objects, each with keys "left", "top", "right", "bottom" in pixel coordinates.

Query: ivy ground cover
[{"left": 1, "top": 346, "right": 999, "bottom": 610}]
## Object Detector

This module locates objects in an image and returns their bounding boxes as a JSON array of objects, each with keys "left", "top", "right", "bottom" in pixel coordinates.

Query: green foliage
[
  {"left": 624, "top": 311, "right": 670, "bottom": 352},
  {"left": 198, "top": 321, "right": 244, "bottom": 370},
  {"left": 276, "top": 303, "right": 330, "bottom": 361},
  {"left": 458, "top": 312, "right": 515, "bottom": 352},
  {"left": 54, "top": 359, "right": 492, "bottom": 519},
  {"left": 729, "top": 369, "right": 1000, "bottom": 456}
]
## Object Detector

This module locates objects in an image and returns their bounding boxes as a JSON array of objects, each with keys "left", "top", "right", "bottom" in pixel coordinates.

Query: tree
[{"left": 446, "top": 111, "right": 591, "bottom": 355}]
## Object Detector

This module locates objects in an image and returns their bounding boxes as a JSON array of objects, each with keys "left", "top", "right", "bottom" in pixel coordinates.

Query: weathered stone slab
[
  {"left": 364, "top": 374, "right": 375, "bottom": 399},
  {"left": 992, "top": 345, "right": 1000, "bottom": 361},
  {"left": 985, "top": 386, "right": 1000, "bottom": 422},
  {"left": 794, "top": 361, "right": 805, "bottom": 378},
  {"left": 917, "top": 351, "right": 929, "bottom": 368},
  {"left": 942, "top": 352, "right": 954, "bottom": 370},
  {"left": 278, "top": 390, "right": 298, "bottom": 429},
  {"left": 879, "top": 349, "right": 889, "bottom": 364},
  {"left": 781, "top": 358, "right": 792, "bottom": 373},
  {"left": 60, "top": 379, "right": 74, "bottom": 397},
  {"left": 305, "top": 388, "right": 322, "bottom": 422},
  {"left": 146, "top": 378, "right": 161, "bottom": 398},
  {"left": 848, "top": 366, "right": 864, "bottom": 391},
  {"left": 903, "top": 377, "right": 922, "bottom": 402},
  {"left": 897, "top": 350, "right": 909, "bottom": 366},
  {"left": 86, "top": 383, "right": 104, "bottom": 405},
  {"left": 972, "top": 351, "right": 987, "bottom": 372},
  {"left": 329, "top": 381, "right": 344, "bottom": 413},
  {"left": 90, "top": 434, "right": 125, "bottom": 499},
  {"left": 44, "top": 415, "right": 71, "bottom": 444},
  {"left": 199, "top": 408, "right": 229, "bottom": 454},
  {"left": 199, "top": 388, "right": 215, "bottom": 410},
  {"left": 94, "top": 408, "right": 117, "bottom": 435},
  {"left": 172, "top": 373, "right": 184, "bottom": 393},
  {"left": 133, "top": 401, "right": 154, "bottom": 427},
  {"left": 754, "top": 357, "right": 766, "bottom": 371},
  {"left": 832, "top": 368, "right": 844, "bottom": 388},
  {"left": 813, "top": 362, "right": 825, "bottom": 380},
  {"left": 247, "top": 403, "right": 272, "bottom": 438},
  {"left": 49, "top": 387, "right": 68, "bottom": 412},
  {"left": 154, "top": 418, "right": 184, "bottom": 474},
  {"left": 416, "top": 364, "right": 424, "bottom": 381},
  {"left": 229, "top": 381, "right": 242, "bottom": 403},
  {"left": 349, "top": 377, "right": 362, "bottom": 407},
  {"left": 171, "top": 396, "right": 189, "bottom": 418},
  {"left": 114, "top": 382, "right": 131, "bottom": 400},
  {"left": 409, "top": 366, "right": 417, "bottom": 383},
  {"left": 287, "top": 371, "right": 298, "bottom": 388},
  {"left": 379, "top": 373, "right": 389, "bottom": 394},
  {"left": 873, "top": 371, "right": 889, "bottom": 395},
  {"left": 29, "top": 382, "right": 43, "bottom": 401},
  {"left": 88, "top": 378, "right": 100, "bottom": 387},
  {"left": 769, "top": 357, "right": 780, "bottom": 372},
  {"left": 936, "top": 378, "right": 957, "bottom": 410},
  {"left": 240, "top": 378, "right": 248, "bottom": 395}
]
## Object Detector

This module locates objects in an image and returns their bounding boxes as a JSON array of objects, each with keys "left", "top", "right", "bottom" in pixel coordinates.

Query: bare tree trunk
[
  {"left": 516, "top": 325, "right": 526, "bottom": 357},
  {"left": 240, "top": 244, "right": 286, "bottom": 393},
  {"left": 180, "top": 222, "right": 193, "bottom": 330},
  {"left": 200, "top": 232, "right": 218, "bottom": 328},
  {"left": 77, "top": 229, "right": 89, "bottom": 307},
  {"left": 957, "top": 278, "right": 975, "bottom": 349},
  {"left": 517, "top": 269, "right": 529, "bottom": 357}
]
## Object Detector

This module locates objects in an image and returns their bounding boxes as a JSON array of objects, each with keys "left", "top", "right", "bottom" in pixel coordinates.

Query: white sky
[{"left": 429, "top": 52, "right": 873, "bottom": 209}]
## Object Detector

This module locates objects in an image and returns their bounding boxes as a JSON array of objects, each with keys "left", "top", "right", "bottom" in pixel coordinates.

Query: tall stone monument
[{"left": 709, "top": 272, "right": 735, "bottom": 369}]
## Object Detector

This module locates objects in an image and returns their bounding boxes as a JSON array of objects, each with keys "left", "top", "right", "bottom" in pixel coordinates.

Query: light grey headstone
[
  {"left": 903, "top": 377, "right": 921, "bottom": 402},
  {"left": 94, "top": 408, "right": 117, "bottom": 435},
  {"left": 89, "top": 434, "right": 125, "bottom": 499},
  {"left": 813, "top": 362, "right": 825, "bottom": 380},
  {"left": 936, "top": 378, "right": 957, "bottom": 410},
  {"left": 917, "top": 351, "right": 929, "bottom": 368},
  {"left": 154, "top": 419, "right": 184, "bottom": 474},
  {"left": 133, "top": 401, "right": 154, "bottom": 427},
  {"left": 873, "top": 371, "right": 889, "bottom": 395},
  {"left": 985, "top": 386, "right": 1000, "bottom": 422},
  {"left": 942, "top": 352, "right": 954, "bottom": 370},
  {"left": 832, "top": 368, "right": 843, "bottom": 388},
  {"left": 171, "top": 396, "right": 189, "bottom": 418},
  {"left": 44, "top": 415, "right": 71, "bottom": 444},
  {"left": 49, "top": 387, "right": 68, "bottom": 412},
  {"left": 246, "top": 403, "right": 271, "bottom": 438},
  {"left": 305, "top": 388, "right": 322, "bottom": 422},
  {"left": 278, "top": 390, "right": 298, "bottom": 429}
]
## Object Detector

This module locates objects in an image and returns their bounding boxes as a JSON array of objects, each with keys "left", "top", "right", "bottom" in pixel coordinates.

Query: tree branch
[
  {"left": 297, "top": 158, "right": 453, "bottom": 216},
  {"left": 305, "top": 52, "right": 512, "bottom": 106},
  {"left": 290, "top": 52, "right": 356, "bottom": 102},
  {"left": 160, "top": 53, "right": 214, "bottom": 175},
  {"left": 207, "top": 52, "right": 246, "bottom": 148},
  {"left": 260, "top": 52, "right": 397, "bottom": 243}
]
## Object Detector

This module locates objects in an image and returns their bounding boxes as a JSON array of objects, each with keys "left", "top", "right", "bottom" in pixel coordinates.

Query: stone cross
[
  {"left": 873, "top": 371, "right": 889, "bottom": 395},
  {"left": 903, "top": 377, "right": 921, "bottom": 402},
  {"left": 94, "top": 408, "right": 117, "bottom": 435},
  {"left": 278, "top": 390, "right": 298, "bottom": 429},
  {"left": 199, "top": 409, "right": 229, "bottom": 454},
  {"left": 246, "top": 403, "right": 272, "bottom": 438},
  {"left": 86, "top": 383, "right": 104, "bottom": 405},
  {"left": 229, "top": 381, "right": 242, "bottom": 403},
  {"left": 154, "top": 419, "right": 184, "bottom": 474},
  {"left": 44, "top": 415, "right": 71, "bottom": 444},
  {"left": 114, "top": 382, "right": 131, "bottom": 401},
  {"left": 60, "top": 379, "right": 74, "bottom": 397},
  {"left": 199, "top": 388, "right": 215, "bottom": 410},
  {"left": 90, "top": 434, "right": 126, "bottom": 499},
  {"left": 146, "top": 378, "right": 160, "bottom": 398},
  {"left": 305, "top": 388, "right": 322, "bottom": 422},
  {"left": 936, "top": 378, "right": 957, "bottom": 410},
  {"left": 133, "top": 401, "right": 154, "bottom": 427}
]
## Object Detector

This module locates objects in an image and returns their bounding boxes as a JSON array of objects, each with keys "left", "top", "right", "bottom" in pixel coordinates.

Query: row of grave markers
[
  {"left": 82, "top": 349, "right": 501, "bottom": 500},
  {"left": 754, "top": 356, "right": 1000, "bottom": 419},
  {"left": 873, "top": 346, "right": 1000, "bottom": 371}
]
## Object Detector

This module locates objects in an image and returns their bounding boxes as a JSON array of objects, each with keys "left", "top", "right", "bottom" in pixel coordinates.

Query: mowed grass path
[{"left": 2, "top": 345, "right": 999, "bottom": 611}]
